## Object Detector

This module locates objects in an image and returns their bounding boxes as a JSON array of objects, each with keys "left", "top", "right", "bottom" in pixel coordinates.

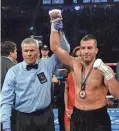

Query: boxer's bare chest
[
  {"left": 74, "top": 68, "right": 104, "bottom": 91},
  {"left": 74, "top": 68, "right": 107, "bottom": 109}
]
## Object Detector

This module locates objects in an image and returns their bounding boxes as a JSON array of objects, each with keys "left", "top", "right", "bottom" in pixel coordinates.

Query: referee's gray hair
[{"left": 21, "top": 38, "right": 39, "bottom": 49}]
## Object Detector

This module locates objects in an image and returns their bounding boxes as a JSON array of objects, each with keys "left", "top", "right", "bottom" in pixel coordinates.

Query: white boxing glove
[
  {"left": 93, "top": 59, "right": 114, "bottom": 80},
  {"left": 49, "top": 9, "right": 61, "bottom": 20},
  {"left": 49, "top": 9, "right": 63, "bottom": 32}
]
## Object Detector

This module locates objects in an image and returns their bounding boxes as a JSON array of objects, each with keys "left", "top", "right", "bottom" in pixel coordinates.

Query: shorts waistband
[{"left": 73, "top": 105, "right": 107, "bottom": 114}]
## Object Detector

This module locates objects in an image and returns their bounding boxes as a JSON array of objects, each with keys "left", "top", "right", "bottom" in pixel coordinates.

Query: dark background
[{"left": 1, "top": 0, "right": 119, "bottom": 63}]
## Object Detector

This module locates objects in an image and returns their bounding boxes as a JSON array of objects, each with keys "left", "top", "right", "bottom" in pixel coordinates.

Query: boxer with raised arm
[{"left": 49, "top": 10, "right": 119, "bottom": 131}]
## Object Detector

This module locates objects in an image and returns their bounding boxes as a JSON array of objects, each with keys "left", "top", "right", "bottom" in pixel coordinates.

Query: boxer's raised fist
[
  {"left": 49, "top": 9, "right": 63, "bottom": 32},
  {"left": 49, "top": 9, "right": 62, "bottom": 20}
]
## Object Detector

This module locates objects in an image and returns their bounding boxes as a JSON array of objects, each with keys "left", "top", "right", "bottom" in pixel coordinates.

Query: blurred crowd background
[{"left": 2, "top": 1, "right": 119, "bottom": 63}]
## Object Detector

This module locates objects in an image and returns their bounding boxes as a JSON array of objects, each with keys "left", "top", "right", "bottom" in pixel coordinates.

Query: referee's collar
[{"left": 23, "top": 59, "right": 39, "bottom": 70}]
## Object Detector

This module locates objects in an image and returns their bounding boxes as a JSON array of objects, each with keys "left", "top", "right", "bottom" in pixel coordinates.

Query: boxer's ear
[{"left": 95, "top": 48, "right": 98, "bottom": 55}]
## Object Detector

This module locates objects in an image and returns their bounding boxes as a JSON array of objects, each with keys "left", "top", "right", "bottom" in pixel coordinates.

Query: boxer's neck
[{"left": 83, "top": 60, "right": 95, "bottom": 69}]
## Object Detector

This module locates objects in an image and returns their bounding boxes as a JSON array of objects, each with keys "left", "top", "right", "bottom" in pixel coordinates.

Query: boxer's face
[
  {"left": 22, "top": 43, "right": 39, "bottom": 64},
  {"left": 80, "top": 39, "right": 98, "bottom": 63}
]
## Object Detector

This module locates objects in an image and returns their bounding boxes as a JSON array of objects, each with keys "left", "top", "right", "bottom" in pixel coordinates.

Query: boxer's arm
[
  {"left": 50, "top": 31, "right": 74, "bottom": 69},
  {"left": 49, "top": 9, "right": 74, "bottom": 69},
  {"left": 93, "top": 59, "right": 119, "bottom": 98},
  {"left": 105, "top": 78, "right": 119, "bottom": 99},
  {"left": 48, "top": 31, "right": 71, "bottom": 73},
  {"left": 104, "top": 67, "right": 119, "bottom": 99}
]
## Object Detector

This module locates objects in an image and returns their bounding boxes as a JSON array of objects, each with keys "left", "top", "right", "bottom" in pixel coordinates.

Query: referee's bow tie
[{"left": 26, "top": 64, "right": 38, "bottom": 70}]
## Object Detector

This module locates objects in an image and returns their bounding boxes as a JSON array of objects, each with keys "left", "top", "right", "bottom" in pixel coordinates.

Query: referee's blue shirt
[{"left": 1, "top": 33, "right": 70, "bottom": 130}]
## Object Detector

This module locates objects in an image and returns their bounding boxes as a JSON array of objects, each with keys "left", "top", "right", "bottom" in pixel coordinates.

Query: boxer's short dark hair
[{"left": 80, "top": 34, "right": 97, "bottom": 47}]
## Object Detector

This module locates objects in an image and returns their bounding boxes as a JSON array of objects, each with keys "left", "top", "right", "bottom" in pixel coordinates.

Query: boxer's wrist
[
  {"left": 101, "top": 65, "right": 114, "bottom": 80},
  {"left": 51, "top": 19, "right": 63, "bottom": 32},
  {"left": 51, "top": 23, "right": 58, "bottom": 32},
  {"left": 93, "top": 59, "right": 114, "bottom": 80}
]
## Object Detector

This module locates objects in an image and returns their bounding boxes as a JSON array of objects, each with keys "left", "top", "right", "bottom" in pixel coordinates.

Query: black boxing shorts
[{"left": 70, "top": 106, "right": 111, "bottom": 131}]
